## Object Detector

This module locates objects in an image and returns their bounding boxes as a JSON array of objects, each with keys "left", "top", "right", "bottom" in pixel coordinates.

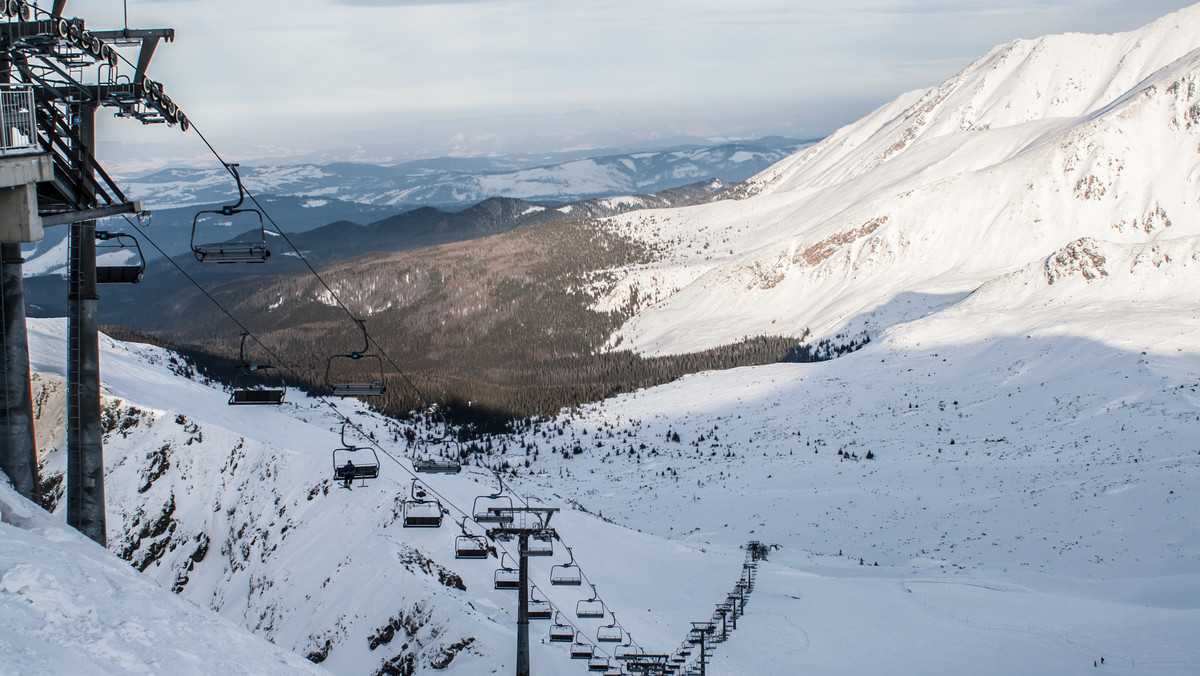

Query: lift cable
[
  {"left": 88, "top": 30, "right": 639, "bottom": 657},
  {"left": 125, "top": 220, "right": 627, "bottom": 661}
]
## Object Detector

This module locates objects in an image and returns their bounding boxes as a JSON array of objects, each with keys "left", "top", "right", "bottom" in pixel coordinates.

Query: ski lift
[
  {"left": 576, "top": 585, "right": 605, "bottom": 619},
  {"left": 229, "top": 333, "right": 285, "bottom": 405},
  {"left": 94, "top": 230, "right": 144, "bottom": 284},
  {"left": 494, "top": 552, "right": 519, "bottom": 590},
  {"left": 523, "top": 531, "right": 553, "bottom": 557},
  {"left": 191, "top": 163, "right": 270, "bottom": 263},
  {"left": 454, "top": 529, "right": 489, "bottom": 559},
  {"left": 332, "top": 422, "right": 379, "bottom": 486},
  {"left": 325, "top": 319, "right": 385, "bottom": 397},
  {"left": 614, "top": 639, "right": 640, "bottom": 660},
  {"left": 413, "top": 439, "right": 462, "bottom": 474},
  {"left": 597, "top": 614, "right": 622, "bottom": 643},
  {"left": 550, "top": 546, "right": 582, "bottom": 586},
  {"left": 587, "top": 656, "right": 611, "bottom": 672},
  {"left": 570, "top": 635, "right": 594, "bottom": 660},
  {"left": 549, "top": 613, "right": 574, "bottom": 642},
  {"left": 472, "top": 473, "right": 514, "bottom": 524},
  {"left": 402, "top": 479, "right": 443, "bottom": 528},
  {"left": 529, "top": 587, "right": 552, "bottom": 620}
]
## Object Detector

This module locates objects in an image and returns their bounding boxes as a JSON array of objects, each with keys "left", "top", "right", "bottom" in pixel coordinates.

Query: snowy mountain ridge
[{"left": 597, "top": 3, "right": 1200, "bottom": 357}]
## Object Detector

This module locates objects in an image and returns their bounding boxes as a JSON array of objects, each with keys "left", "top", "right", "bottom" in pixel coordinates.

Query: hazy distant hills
[{"left": 120, "top": 138, "right": 809, "bottom": 209}]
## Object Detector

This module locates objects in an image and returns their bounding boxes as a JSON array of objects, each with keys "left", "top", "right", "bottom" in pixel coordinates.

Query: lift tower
[
  {"left": 487, "top": 506, "right": 559, "bottom": 676},
  {"left": 0, "top": 1, "right": 184, "bottom": 541}
]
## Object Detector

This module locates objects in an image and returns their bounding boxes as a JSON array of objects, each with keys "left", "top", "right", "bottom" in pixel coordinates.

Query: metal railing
[{"left": 0, "top": 84, "right": 39, "bottom": 156}]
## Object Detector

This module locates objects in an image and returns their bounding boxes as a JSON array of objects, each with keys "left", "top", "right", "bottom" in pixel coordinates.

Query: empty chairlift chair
[
  {"left": 523, "top": 531, "right": 553, "bottom": 557},
  {"left": 570, "top": 634, "right": 595, "bottom": 660},
  {"left": 473, "top": 473, "right": 514, "bottom": 524},
  {"left": 576, "top": 585, "right": 605, "bottom": 619},
  {"left": 454, "top": 532, "right": 489, "bottom": 560},
  {"left": 325, "top": 319, "right": 386, "bottom": 397},
  {"left": 597, "top": 614, "right": 623, "bottom": 643},
  {"left": 94, "top": 230, "right": 145, "bottom": 284},
  {"left": 229, "top": 333, "right": 285, "bottom": 405},
  {"left": 332, "top": 423, "right": 380, "bottom": 486},
  {"left": 588, "top": 656, "right": 611, "bottom": 672},
  {"left": 550, "top": 546, "right": 582, "bottom": 586},
  {"left": 191, "top": 163, "right": 270, "bottom": 263},
  {"left": 402, "top": 479, "right": 443, "bottom": 528},
  {"left": 494, "top": 553, "right": 519, "bottom": 590},
  {"left": 528, "top": 587, "right": 552, "bottom": 620},
  {"left": 549, "top": 613, "right": 574, "bottom": 642},
  {"left": 413, "top": 439, "right": 462, "bottom": 474}
]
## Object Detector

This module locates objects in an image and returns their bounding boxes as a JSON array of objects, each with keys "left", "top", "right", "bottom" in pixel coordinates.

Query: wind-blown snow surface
[
  {"left": 600, "top": 4, "right": 1200, "bottom": 357},
  {"left": 17, "top": 258, "right": 1200, "bottom": 676},
  {"left": 22, "top": 319, "right": 739, "bottom": 676},
  {"left": 0, "top": 475, "right": 328, "bottom": 675}
]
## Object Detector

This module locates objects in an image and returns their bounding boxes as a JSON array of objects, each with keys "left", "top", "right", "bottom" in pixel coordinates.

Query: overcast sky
[{"left": 65, "top": 0, "right": 1197, "bottom": 169}]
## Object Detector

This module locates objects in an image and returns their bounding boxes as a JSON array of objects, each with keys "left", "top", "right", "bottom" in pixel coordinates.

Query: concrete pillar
[{"left": 1, "top": 242, "right": 38, "bottom": 500}]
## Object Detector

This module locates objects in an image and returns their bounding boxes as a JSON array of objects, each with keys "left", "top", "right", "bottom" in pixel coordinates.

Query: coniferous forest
[{"left": 102, "top": 217, "right": 815, "bottom": 430}]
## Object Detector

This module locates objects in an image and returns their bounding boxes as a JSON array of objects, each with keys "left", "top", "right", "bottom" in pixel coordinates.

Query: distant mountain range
[
  {"left": 119, "top": 137, "right": 810, "bottom": 210},
  {"left": 22, "top": 137, "right": 809, "bottom": 280}
]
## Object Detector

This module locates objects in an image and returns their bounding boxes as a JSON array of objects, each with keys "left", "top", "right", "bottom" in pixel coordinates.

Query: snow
[
  {"left": 6, "top": 5, "right": 1200, "bottom": 675},
  {"left": 601, "top": 3, "right": 1200, "bottom": 357},
  {"left": 0, "top": 474, "right": 330, "bottom": 675}
]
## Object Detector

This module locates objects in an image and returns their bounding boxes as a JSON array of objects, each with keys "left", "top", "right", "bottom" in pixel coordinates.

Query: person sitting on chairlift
[{"left": 341, "top": 459, "right": 356, "bottom": 488}]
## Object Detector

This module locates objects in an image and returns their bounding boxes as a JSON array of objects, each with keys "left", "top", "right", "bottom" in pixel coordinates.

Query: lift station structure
[{"left": 0, "top": 0, "right": 183, "bottom": 544}]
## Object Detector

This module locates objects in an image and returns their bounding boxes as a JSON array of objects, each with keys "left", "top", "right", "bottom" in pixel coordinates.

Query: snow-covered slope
[
  {"left": 600, "top": 3, "right": 1200, "bottom": 357},
  {"left": 23, "top": 318, "right": 744, "bottom": 676},
  {"left": 0, "top": 473, "right": 329, "bottom": 675}
]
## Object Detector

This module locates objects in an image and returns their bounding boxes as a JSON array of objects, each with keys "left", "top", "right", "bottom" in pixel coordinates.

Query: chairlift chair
[
  {"left": 454, "top": 533, "right": 489, "bottom": 559},
  {"left": 614, "top": 641, "right": 641, "bottom": 660},
  {"left": 550, "top": 546, "right": 582, "bottom": 586},
  {"left": 597, "top": 615, "right": 623, "bottom": 643},
  {"left": 229, "top": 333, "right": 285, "bottom": 405},
  {"left": 413, "top": 439, "right": 462, "bottom": 474},
  {"left": 325, "top": 319, "right": 385, "bottom": 397},
  {"left": 528, "top": 587, "right": 552, "bottom": 620},
  {"left": 191, "top": 163, "right": 270, "bottom": 263},
  {"left": 332, "top": 423, "right": 380, "bottom": 486},
  {"left": 523, "top": 531, "right": 553, "bottom": 557},
  {"left": 493, "top": 553, "right": 519, "bottom": 590},
  {"left": 570, "top": 635, "right": 594, "bottom": 660},
  {"left": 403, "top": 479, "right": 443, "bottom": 528},
  {"left": 94, "top": 230, "right": 144, "bottom": 284},
  {"left": 472, "top": 473, "right": 514, "bottom": 524},
  {"left": 576, "top": 584, "right": 605, "bottom": 619},
  {"left": 588, "top": 656, "right": 611, "bottom": 672},
  {"left": 549, "top": 613, "right": 574, "bottom": 642}
]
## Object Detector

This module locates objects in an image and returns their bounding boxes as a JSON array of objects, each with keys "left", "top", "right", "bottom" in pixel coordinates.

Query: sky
[{"left": 53, "top": 0, "right": 1198, "bottom": 171}]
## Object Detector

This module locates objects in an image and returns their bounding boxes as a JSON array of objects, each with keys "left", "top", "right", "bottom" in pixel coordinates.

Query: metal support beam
[
  {"left": 65, "top": 103, "right": 104, "bottom": 546},
  {"left": 88, "top": 29, "right": 175, "bottom": 87},
  {"left": 517, "top": 532, "right": 530, "bottom": 676},
  {"left": 1, "top": 243, "right": 38, "bottom": 500},
  {"left": 40, "top": 200, "right": 144, "bottom": 227}
]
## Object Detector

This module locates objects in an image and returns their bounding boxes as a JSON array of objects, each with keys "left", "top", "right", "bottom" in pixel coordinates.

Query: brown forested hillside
[{"left": 108, "top": 217, "right": 803, "bottom": 428}]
